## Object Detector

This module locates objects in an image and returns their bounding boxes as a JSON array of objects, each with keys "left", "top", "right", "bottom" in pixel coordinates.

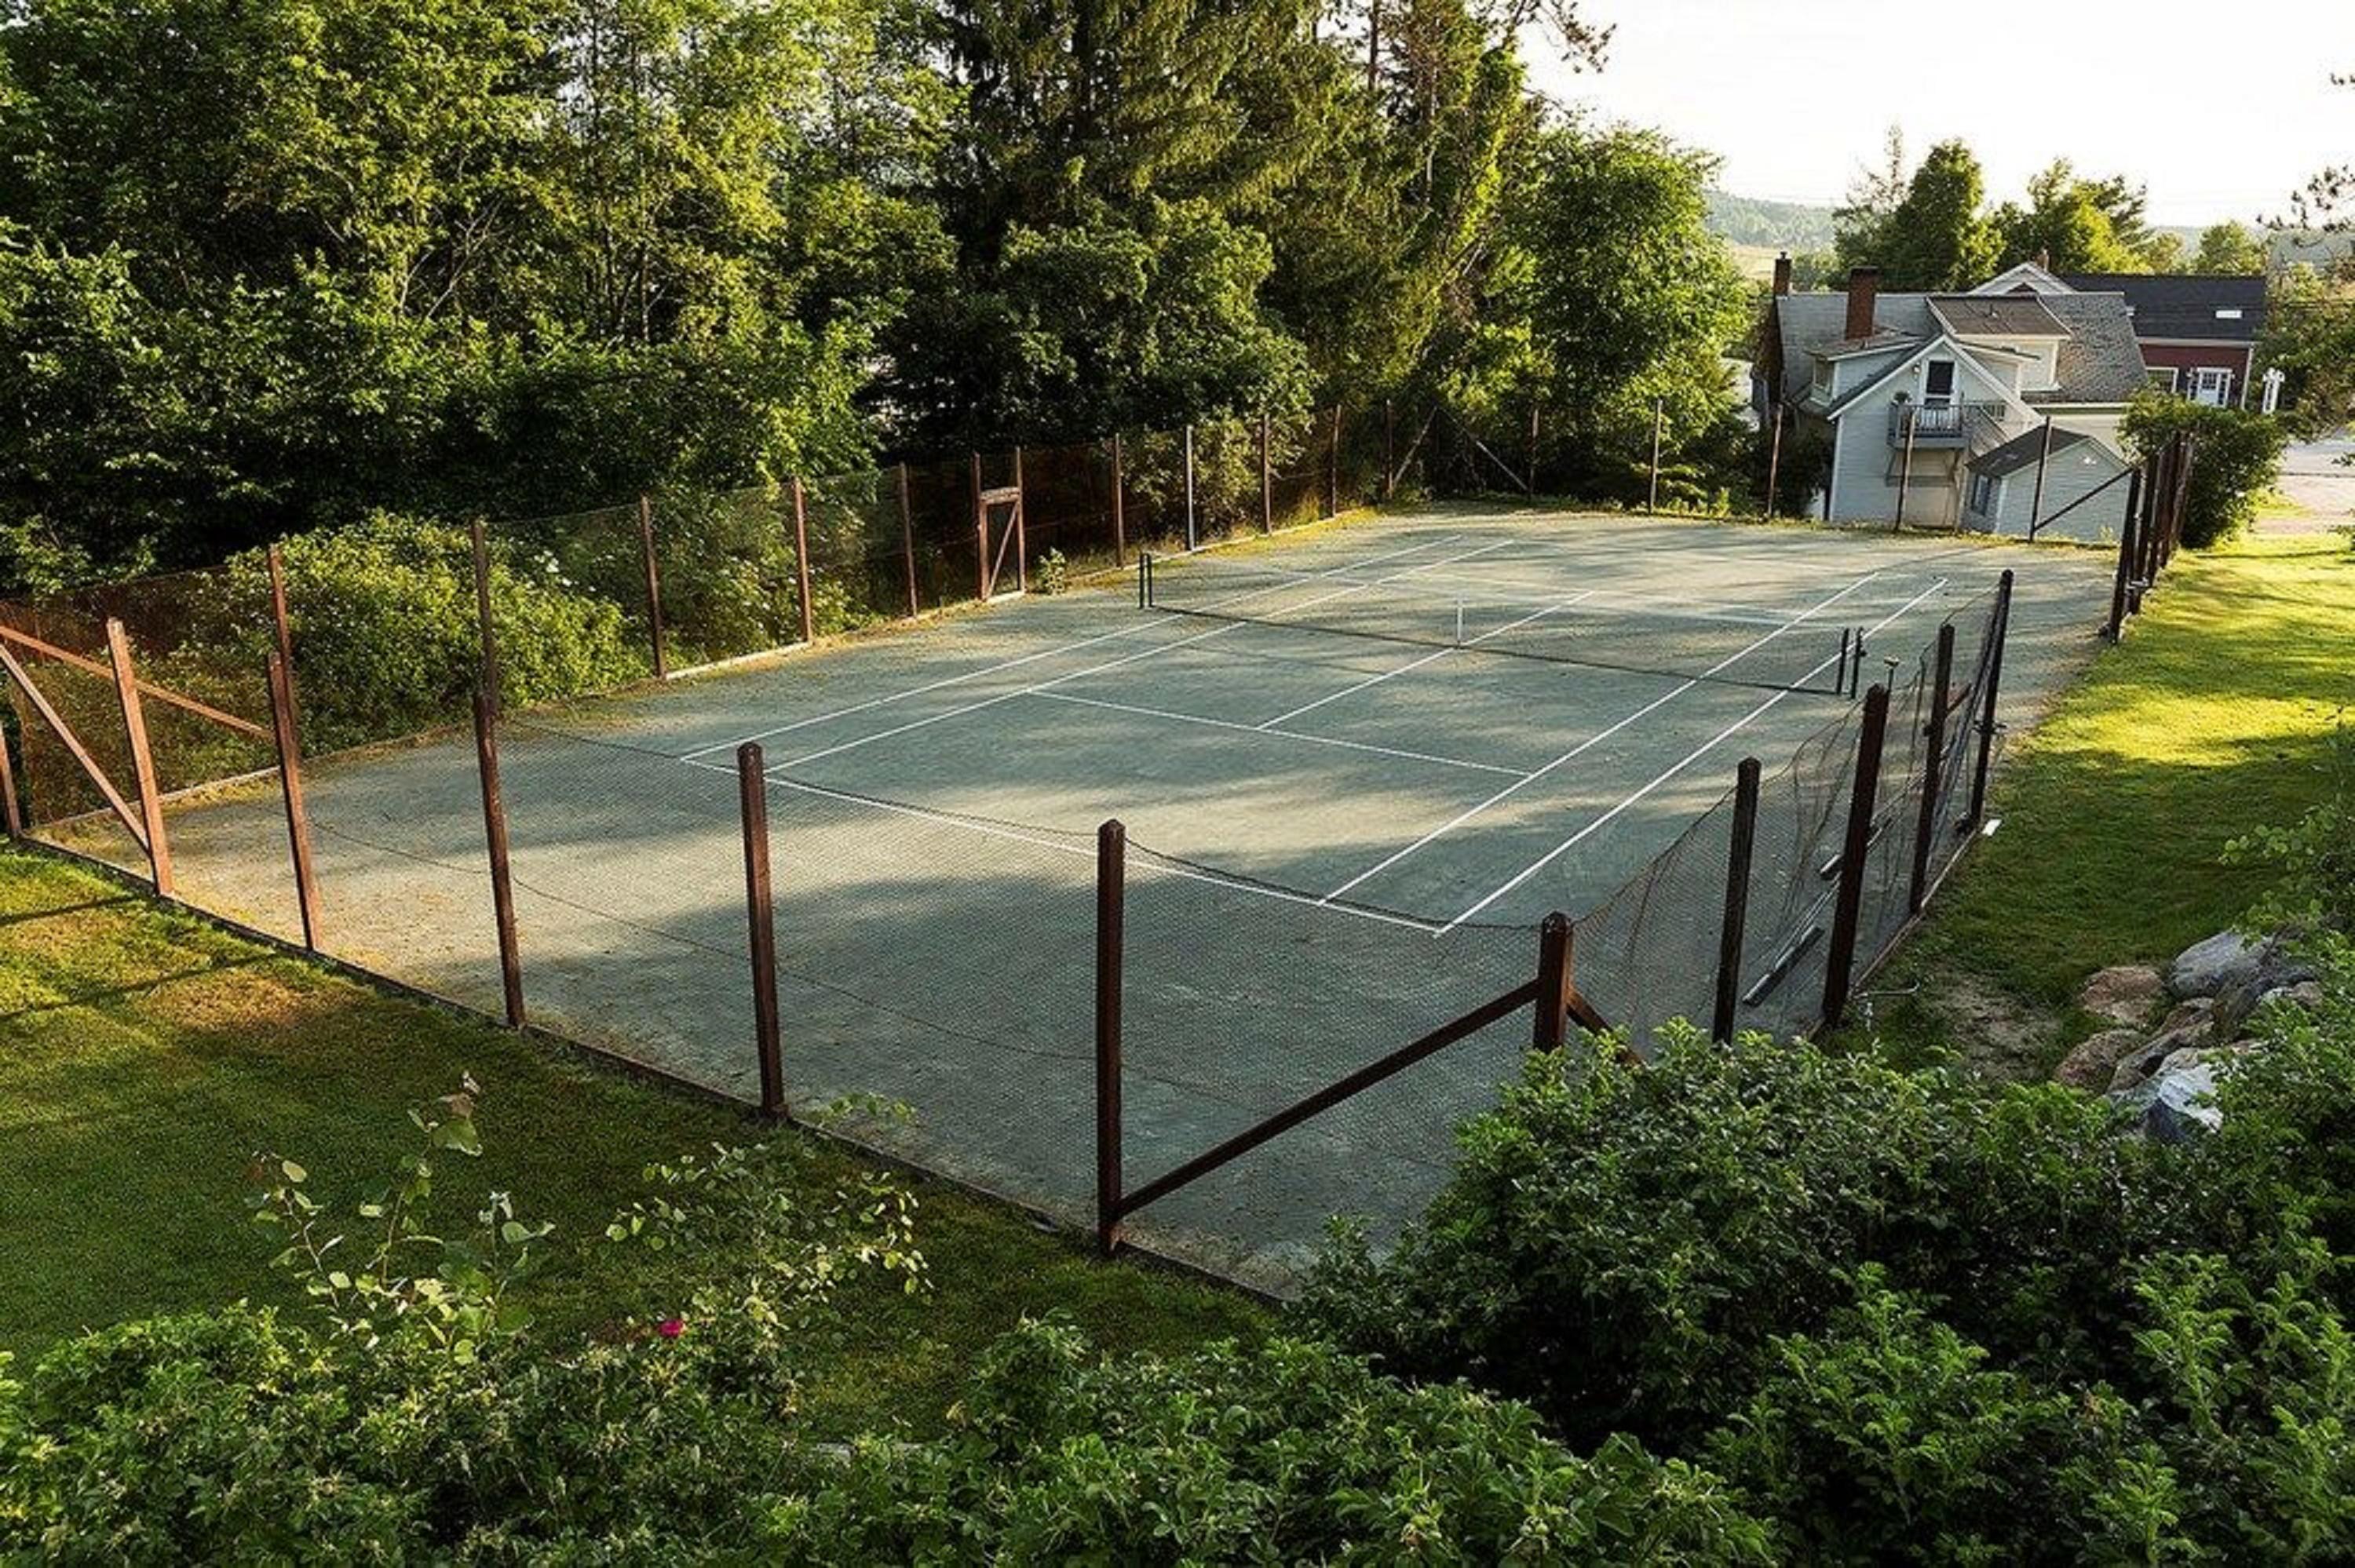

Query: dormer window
[{"left": 1924, "top": 359, "right": 1956, "bottom": 407}]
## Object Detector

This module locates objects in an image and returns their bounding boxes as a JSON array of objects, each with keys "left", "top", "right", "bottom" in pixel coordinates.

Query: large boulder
[
  {"left": 2167, "top": 931, "right": 2266, "bottom": 999},
  {"left": 2210, "top": 948, "right": 2321, "bottom": 1041},
  {"left": 2109, "top": 1061, "right": 2225, "bottom": 1143},
  {"left": 2106, "top": 998, "right": 2220, "bottom": 1092},
  {"left": 2077, "top": 965, "right": 2167, "bottom": 1026},
  {"left": 2054, "top": 1027, "right": 2152, "bottom": 1092}
]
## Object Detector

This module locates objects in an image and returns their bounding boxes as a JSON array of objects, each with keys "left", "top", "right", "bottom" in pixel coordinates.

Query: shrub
[
  {"left": 2225, "top": 713, "right": 2355, "bottom": 939},
  {"left": 2120, "top": 392, "right": 2287, "bottom": 548},
  {"left": 1296, "top": 1026, "right": 2166, "bottom": 1450}
]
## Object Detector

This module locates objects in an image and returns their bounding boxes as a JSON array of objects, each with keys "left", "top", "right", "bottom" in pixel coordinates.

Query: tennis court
[{"left": 53, "top": 505, "right": 2117, "bottom": 1285}]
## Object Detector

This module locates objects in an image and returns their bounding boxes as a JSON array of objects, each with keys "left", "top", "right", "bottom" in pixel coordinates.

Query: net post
[
  {"left": 1108, "top": 436, "right": 1127, "bottom": 567},
  {"left": 1013, "top": 446, "right": 1029, "bottom": 593},
  {"left": 790, "top": 476, "right": 817, "bottom": 644},
  {"left": 1762, "top": 405, "right": 1784, "bottom": 522},
  {"left": 104, "top": 618, "right": 173, "bottom": 898},
  {"left": 636, "top": 494, "right": 670, "bottom": 679},
  {"left": 1964, "top": 570, "right": 2014, "bottom": 832},
  {"left": 1712, "top": 757, "right": 1763, "bottom": 1044},
  {"left": 267, "top": 652, "right": 321, "bottom": 952},
  {"left": 898, "top": 462, "right": 921, "bottom": 616},
  {"left": 736, "top": 741, "right": 787, "bottom": 1120},
  {"left": 1327, "top": 404, "right": 1342, "bottom": 518},
  {"left": 1532, "top": 912, "right": 1573, "bottom": 1050},
  {"left": 2105, "top": 468, "right": 2141, "bottom": 641},
  {"left": 1095, "top": 819, "right": 1126, "bottom": 1255},
  {"left": 471, "top": 689, "right": 524, "bottom": 1029},
  {"left": 1908, "top": 621, "right": 1958, "bottom": 915},
  {"left": 469, "top": 520, "right": 501, "bottom": 717},
  {"left": 1258, "top": 411, "right": 1272, "bottom": 532},
  {"left": 1383, "top": 399, "right": 1397, "bottom": 501},
  {"left": 1184, "top": 424, "right": 1198, "bottom": 550},
  {"left": 1647, "top": 398, "right": 1663, "bottom": 516},
  {"left": 1820, "top": 682, "right": 1891, "bottom": 1031},
  {"left": 1834, "top": 627, "right": 1851, "bottom": 695}
]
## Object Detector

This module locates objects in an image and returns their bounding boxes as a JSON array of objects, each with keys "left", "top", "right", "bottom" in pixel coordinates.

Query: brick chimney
[
  {"left": 1772, "top": 252, "right": 1793, "bottom": 297},
  {"left": 1843, "top": 266, "right": 1881, "bottom": 341}
]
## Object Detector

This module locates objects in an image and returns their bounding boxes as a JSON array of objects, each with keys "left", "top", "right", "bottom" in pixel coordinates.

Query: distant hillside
[{"left": 1705, "top": 191, "right": 1837, "bottom": 252}]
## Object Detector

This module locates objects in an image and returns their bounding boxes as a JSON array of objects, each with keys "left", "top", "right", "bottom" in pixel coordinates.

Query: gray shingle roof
[
  {"left": 2058, "top": 273, "right": 2266, "bottom": 343},
  {"left": 1969, "top": 425, "right": 2096, "bottom": 479},
  {"left": 1929, "top": 294, "right": 2068, "bottom": 338},
  {"left": 1770, "top": 286, "right": 2145, "bottom": 409}
]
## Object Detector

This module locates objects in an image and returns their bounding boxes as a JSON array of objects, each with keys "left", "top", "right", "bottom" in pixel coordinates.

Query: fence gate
[{"left": 973, "top": 449, "right": 1028, "bottom": 600}]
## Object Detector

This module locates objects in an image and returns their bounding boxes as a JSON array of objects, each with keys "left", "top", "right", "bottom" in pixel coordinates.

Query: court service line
[
  {"left": 1024, "top": 689, "right": 1525, "bottom": 777},
  {"left": 1316, "top": 570, "right": 1894, "bottom": 908},
  {"left": 675, "top": 756, "right": 1451, "bottom": 935},
  {"left": 1254, "top": 588, "right": 1604, "bottom": 731},
  {"left": 675, "top": 531, "right": 1471, "bottom": 760},
  {"left": 765, "top": 538, "right": 1525, "bottom": 774},
  {"left": 1441, "top": 578, "right": 1953, "bottom": 932}
]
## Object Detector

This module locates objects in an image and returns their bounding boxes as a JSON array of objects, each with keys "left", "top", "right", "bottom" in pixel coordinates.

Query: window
[
  {"left": 1924, "top": 359, "right": 1957, "bottom": 405},
  {"left": 1968, "top": 471, "right": 1999, "bottom": 516},
  {"left": 2192, "top": 366, "right": 2234, "bottom": 407},
  {"left": 2148, "top": 366, "right": 2181, "bottom": 393}
]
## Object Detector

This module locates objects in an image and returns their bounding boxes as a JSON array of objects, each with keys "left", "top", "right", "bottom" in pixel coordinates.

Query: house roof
[
  {"left": 2057, "top": 272, "right": 2268, "bottom": 343},
  {"left": 1967, "top": 425, "right": 2109, "bottom": 480},
  {"left": 1970, "top": 261, "right": 2070, "bottom": 296},
  {"left": 1930, "top": 294, "right": 2068, "bottom": 337},
  {"left": 1769, "top": 287, "right": 2145, "bottom": 408}
]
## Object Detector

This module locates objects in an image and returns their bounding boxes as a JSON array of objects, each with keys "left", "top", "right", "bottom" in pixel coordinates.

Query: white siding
[
  {"left": 1825, "top": 346, "right": 2025, "bottom": 526},
  {"left": 1974, "top": 444, "right": 2134, "bottom": 543}
]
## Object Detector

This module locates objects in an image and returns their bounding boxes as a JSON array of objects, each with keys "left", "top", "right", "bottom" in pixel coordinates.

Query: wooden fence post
[
  {"left": 637, "top": 494, "right": 670, "bottom": 680},
  {"left": 1964, "top": 570, "right": 2014, "bottom": 832},
  {"left": 1762, "top": 406, "right": 1784, "bottom": 522},
  {"left": 469, "top": 521, "right": 501, "bottom": 717},
  {"left": 1327, "top": 404, "right": 1342, "bottom": 518},
  {"left": 1184, "top": 425, "right": 1198, "bottom": 550},
  {"left": 1095, "top": 819, "right": 1126, "bottom": 1255},
  {"left": 267, "top": 544, "right": 298, "bottom": 680},
  {"left": 1013, "top": 446, "right": 1029, "bottom": 593},
  {"left": 267, "top": 652, "right": 321, "bottom": 951},
  {"left": 737, "top": 741, "right": 787, "bottom": 1120},
  {"left": 898, "top": 462, "right": 921, "bottom": 617},
  {"left": 0, "top": 713, "right": 20, "bottom": 839},
  {"left": 791, "top": 476, "right": 816, "bottom": 645},
  {"left": 1532, "top": 912, "right": 1573, "bottom": 1050},
  {"left": 1258, "top": 411, "right": 1273, "bottom": 532},
  {"left": 104, "top": 618, "right": 173, "bottom": 897},
  {"left": 1528, "top": 403, "right": 1541, "bottom": 496},
  {"left": 971, "top": 452, "right": 988, "bottom": 601},
  {"left": 1647, "top": 398, "right": 1663, "bottom": 516},
  {"left": 2105, "top": 469, "right": 2142, "bottom": 641},
  {"left": 1907, "top": 622, "right": 1958, "bottom": 915},
  {"left": 1820, "top": 683, "right": 1891, "bottom": 1030},
  {"left": 1112, "top": 434, "right": 1129, "bottom": 563},
  {"left": 471, "top": 690, "right": 525, "bottom": 1028},
  {"left": 2026, "top": 417, "right": 2056, "bottom": 536},
  {"left": 1382, "top": 399, "right": 1396, "bottom": 501},
  {"left": 1712, "top": 757, "right": 1762, "bottom": 1043}
]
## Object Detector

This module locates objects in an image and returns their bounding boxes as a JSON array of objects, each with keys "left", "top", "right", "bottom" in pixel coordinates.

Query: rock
[
  {"left": 2155, "top": 1041, "right": 2259, "bottom": 1078},
  {"left": 2212, "top": 950, "right": 2323, "bottom": 1040},
  {"left": 2152, "top": 997, "right": 2217, "bottom": 1040},
  {"left": 2167, "top": 931, "right": 2266, "bottom": 999},
  {"left": 2055, "top": 1027, "right": 2152, "bottom": 1092},
  {"left": 2078, "top": 965, "right": 2167, "bottom": 1026},
  {"left": 2109, "top": 1062, "right": 2225, "bottom": 1143},
  {"left": 2106, "top": 1000, "right": 2221, "bottom": 1093},
  {"left": 2260, "top": 980, "right": 2326, "bottom": 1014}
]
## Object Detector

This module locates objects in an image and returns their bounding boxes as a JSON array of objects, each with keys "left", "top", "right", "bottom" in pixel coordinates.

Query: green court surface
[{"left": 50, "top": 505, "right": 2117, "bottom": 1287}]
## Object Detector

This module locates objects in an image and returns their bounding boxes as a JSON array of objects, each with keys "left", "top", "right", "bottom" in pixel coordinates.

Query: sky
[{"left": 1527, "top": 0, "right": 2353, "bottom": 227}]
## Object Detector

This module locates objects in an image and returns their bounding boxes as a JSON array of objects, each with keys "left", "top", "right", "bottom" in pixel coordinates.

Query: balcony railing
[{"left": 1887, "top": 401, "right": 1992, "bottom": 447}]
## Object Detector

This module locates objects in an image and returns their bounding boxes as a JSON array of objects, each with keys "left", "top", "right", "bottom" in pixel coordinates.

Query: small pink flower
[{"left": 657, "top": 1317, "right": 685, "bottom": 1340}]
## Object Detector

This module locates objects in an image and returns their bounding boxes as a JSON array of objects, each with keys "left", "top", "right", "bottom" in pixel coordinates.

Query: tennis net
[{"left": 1141, "top": 553, "right": 1860, "bottom": 695}]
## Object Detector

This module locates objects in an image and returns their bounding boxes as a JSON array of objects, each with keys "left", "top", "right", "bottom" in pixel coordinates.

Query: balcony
[{"left": 1887, "top": 400, "right": 1992, "bottom": 448}]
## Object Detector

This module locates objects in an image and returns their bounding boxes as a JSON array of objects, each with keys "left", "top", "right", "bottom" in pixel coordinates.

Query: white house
[{"left": 1755, "top": 264, "right": 2149, "bottom": 539}]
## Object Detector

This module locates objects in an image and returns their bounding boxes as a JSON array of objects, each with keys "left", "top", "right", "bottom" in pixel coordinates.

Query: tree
[
  {"left": 2193, "top": 222, "right": 2270, "bottom": 275},
  {"left": 1831, "top": 125, "right": 1908, "bottom": 274},
  {"left": 1874, "top": 141, "right": 1999, "bottom": 291},
  {"left": 1992, "top": 161, "right": 2145, "bottom": 275}
]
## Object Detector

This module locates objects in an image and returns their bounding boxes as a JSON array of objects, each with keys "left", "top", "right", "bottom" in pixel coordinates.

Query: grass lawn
[
  {"left": 0, "top": 846, "right": 1264, "bottom": 1430},
  {"left": 1862, "top": 532, "right": 2355, "bottom": 1076}
]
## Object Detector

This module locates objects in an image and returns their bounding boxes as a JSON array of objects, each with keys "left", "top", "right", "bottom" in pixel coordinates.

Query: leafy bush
[
  {"left": 2225, "top": 713, "right": 2355, "bottom": 939},
  {"left": 201, "top": 516, "right": 647, "bottom": 753},
  {"left": 2121, "top": 392, "right": 2287, "bottom": 548},
  {"left": 1297, "top": 1025, "right": 2166, "bottom": 1450}
]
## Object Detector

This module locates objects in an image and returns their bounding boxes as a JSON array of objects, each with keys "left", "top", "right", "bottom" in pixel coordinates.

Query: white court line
[
  {"left": 676, "top": 530, "right": 1468, "bottom": 760},
  {"left": 1255, "top": 588, "right": 1603, "bottom": 731},
  {"left": 1026, "top": 689, "right": 1525, "bottom": 777},
  {"left": 767, "top": 537, "right": 1524, "bottom": 773},
  {"left": 1441, "top": 578, "right": 1953, "bottom": 932},
  {"left": 679, "top": 757, "right": 1450, "bottom": 935},
  {"left": 1316, "top": 570, "right": 1897, "bottom": 907},
  {"left": 1234, "top": 562, "right": 1827, "bottom": 631}
]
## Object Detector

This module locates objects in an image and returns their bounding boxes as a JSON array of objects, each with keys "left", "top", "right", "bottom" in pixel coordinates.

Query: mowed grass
[
  {"left": 0, "top": 848, "right": 1263, "bottom": 1428},
  {"left": 1867, "top": 533, "right": 2355, "bottom": 1073}
]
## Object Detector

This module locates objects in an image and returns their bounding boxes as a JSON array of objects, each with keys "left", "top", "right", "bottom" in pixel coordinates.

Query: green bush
[
  {"left": 2121, "top": 392, "right": 2287, "bottom": 548},
  {"left": 203, "top": 516, "right": 647, "bottom": 753}
]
